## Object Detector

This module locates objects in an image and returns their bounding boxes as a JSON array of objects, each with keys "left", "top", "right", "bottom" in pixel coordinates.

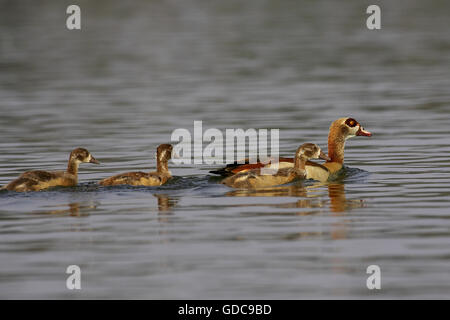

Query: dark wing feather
[
  {"left": 210, "top": 157, "right": 294, "bottom": 176},
  {"left": 20, "top": 170, "right": 60, "bottom": 181}
]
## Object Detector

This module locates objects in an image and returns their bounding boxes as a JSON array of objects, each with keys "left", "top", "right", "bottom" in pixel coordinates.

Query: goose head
[{"left": 331, "top": 117, "right": 372, "bottom": 140}]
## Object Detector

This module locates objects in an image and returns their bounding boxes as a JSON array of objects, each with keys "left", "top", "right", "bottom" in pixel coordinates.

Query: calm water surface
[{"left": 1, "top": 0, "right": 450, "bottom": 299}]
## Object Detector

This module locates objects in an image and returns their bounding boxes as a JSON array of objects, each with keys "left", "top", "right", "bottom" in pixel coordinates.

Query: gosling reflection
[
  {"left": 153, "top": 193, "right": 178, "bottom": 213},
  {"left": 153, "top": 193, "right": 179, "bottom": 226},
  {"left": 152, "top": 194, "right": 179, "bottom": 249},
  {"left": 33, "top": 202, "right": 98, "bottom": 217}
]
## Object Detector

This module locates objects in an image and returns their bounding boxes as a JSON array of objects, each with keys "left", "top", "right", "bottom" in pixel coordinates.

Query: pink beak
[{"left": 356, "top": 127, "right": 372, "bottom": 137}]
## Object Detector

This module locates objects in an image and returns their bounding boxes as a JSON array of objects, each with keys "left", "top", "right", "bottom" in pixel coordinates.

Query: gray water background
[{"left": 0, "top": 0, "right": 449, "bottom": 299}]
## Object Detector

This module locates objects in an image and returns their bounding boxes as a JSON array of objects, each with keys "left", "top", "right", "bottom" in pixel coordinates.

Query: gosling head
[
  {"left": 156, "top": 144, "right": 173, "bottom": 162},
  {"left": 296, "top": 143, "right": 330, "bottom": 161},
  {"left": 70, "top": 148, "right": 100, "bottom": 164}
]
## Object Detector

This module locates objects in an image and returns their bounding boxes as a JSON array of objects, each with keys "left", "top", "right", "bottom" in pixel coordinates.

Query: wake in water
[
  {"left": 334, "top": 166, "right": 371, "bottom": 183},
  {"left": 0, "top": 167, "right": 371, "bottom": 197}
]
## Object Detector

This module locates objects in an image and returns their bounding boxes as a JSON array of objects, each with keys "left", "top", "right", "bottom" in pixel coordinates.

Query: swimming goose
[
  {"left": 211, "top": 117, "right": 371, "bottom": 182},
  {"left": 221, "top": 143, "right": 330, "bottom": 189},
  {"left": 99, "top": 144, "right": 173, "bottom": 187},
  {"left": 2, "top": 148, "right": 99, "bottom": 192}
]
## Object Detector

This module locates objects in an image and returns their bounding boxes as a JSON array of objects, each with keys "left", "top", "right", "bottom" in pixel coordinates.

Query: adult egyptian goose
[
  {"left": 211, "top": 117, "right": 371, "bottom": 182},
  {"left": 99, "top": 144, "right": 173, "bottom": 187},
  {"left": 1, "top": 148, "right": 99, "bottom": 192},
  {"left": 221, "top": 143, "right": 330, "bottom": 188}
]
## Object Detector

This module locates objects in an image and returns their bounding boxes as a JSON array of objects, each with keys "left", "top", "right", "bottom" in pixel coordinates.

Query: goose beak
[
  {"left": 319, "top": 151, "right": 331, "bottom": 161},
  {"left": 356, "top": 127, "right": 372, "bottom": 137},
  {"left": 89, "top": 157, "right": 100, "bottom": 164}
]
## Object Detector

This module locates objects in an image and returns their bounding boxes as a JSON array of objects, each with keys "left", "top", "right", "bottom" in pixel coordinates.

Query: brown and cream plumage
[
  {"left": 2, "top": 148, "right": 99, "bottom": 192},
  {"left": 221, "top": 143, "right": 330, "bottom": 189},
  {"left": 211, "top": 117, "right": 371, "bottom": 182},
  {"left": 99, "top": 144, "right": 173, "bottom": 187}
]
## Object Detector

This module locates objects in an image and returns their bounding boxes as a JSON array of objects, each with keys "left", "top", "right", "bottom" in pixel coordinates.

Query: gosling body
[
  {"left": 2, "top": 148, "right": 99, "bottom": 192},
  {"left": 99, "top": 144, "right": 173, "bottom": 187},
  {"left": 222, "top": 143, "right": 330, "bottom": 189}
]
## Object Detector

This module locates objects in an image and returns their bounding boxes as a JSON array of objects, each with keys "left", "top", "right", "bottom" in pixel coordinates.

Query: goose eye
[{"left": 345, "top": 118, "right": 357, "bottom": 127}]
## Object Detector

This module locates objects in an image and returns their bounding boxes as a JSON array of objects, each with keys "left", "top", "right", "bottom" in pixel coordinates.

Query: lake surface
[{"left": 1, "top": 0, "right": 449, "bottom": 299}]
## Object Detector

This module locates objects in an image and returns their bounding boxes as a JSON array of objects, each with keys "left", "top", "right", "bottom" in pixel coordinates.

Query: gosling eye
[{"left": 345, "top": 118, "right": 357, "bottom": 127}]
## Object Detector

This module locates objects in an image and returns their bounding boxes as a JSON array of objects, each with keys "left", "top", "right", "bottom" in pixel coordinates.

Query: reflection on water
[
  {"left": 29, "top": 194, "right": 179, "bottom": 218},
  {"left": 225, "top": 182, "right": 364, "bottom": 240},
  {"left": 32, "top": 202, "right": 98, "bottom": 217},
  {"left": 154, "top": 193, "right": 178, "bottom": 213},
  {"left": 226, "top": 182, "right": 364, "bottom": 213},
  {"left": 1, "top": 0, "right": 450, "bottom": 299}
]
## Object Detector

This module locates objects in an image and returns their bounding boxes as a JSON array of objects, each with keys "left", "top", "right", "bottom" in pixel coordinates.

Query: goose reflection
[
  {"left": 225, "top": 182, "right": 364, "bottom": 240},
  {"left": 225, "top": 182, "right": 364, "bottom": 214}
]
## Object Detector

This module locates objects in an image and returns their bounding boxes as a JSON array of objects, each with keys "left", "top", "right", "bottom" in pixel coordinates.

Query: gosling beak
[
  {"left": 319, "top": 151, "right": 331, "bottom": 161},
  {"left": 89, "top": 157, "right": 100, "bottom": 164},
  {"left": 356, "top": 126, "right": 372, "bottom": 137}
]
